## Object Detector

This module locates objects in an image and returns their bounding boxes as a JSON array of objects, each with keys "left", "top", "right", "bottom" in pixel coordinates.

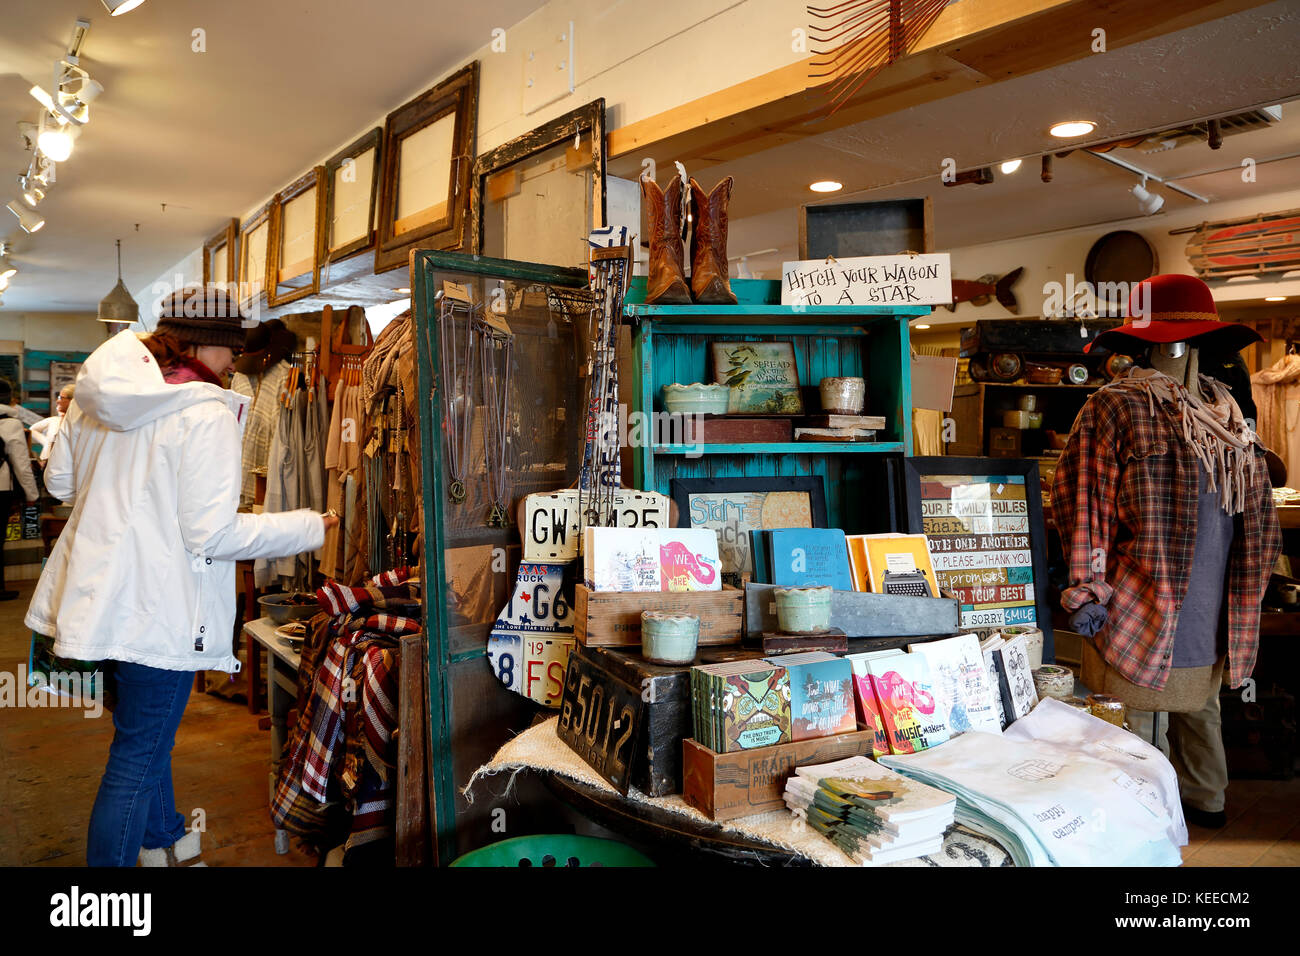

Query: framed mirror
[
  {"left": 202, "top": 218, "right": 238, "bottom": 290},
  {"left": 268, "top": 166, "right": 327, "bottom": 308},
  {"left": 470, "top": 99, "right": 606, "bottom": 269},
  {"left": 374, "top": 61, "right": 479, "bottom": 274},
  {"left": 325, "top": 127, "right": 381, "bottom": 263},
  {"left": 238, "top": 201, "right": 272, "bottom": 312}
]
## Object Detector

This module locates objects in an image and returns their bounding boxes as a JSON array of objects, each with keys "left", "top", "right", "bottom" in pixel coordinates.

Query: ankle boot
[
  {"left": 641, "top": 177, "right": 692, "bottom": 305},
  {"left": 689, "top": 177, "right": 738, "bottom": 305}
]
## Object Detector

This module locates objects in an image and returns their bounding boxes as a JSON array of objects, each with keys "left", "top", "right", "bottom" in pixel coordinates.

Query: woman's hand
[{"left": 322, "top": 513, "right": 341, "bottom": 532}]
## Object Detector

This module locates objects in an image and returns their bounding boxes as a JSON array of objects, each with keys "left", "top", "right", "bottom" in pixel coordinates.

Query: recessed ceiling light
[
  {"left": 809, "top": 181, "right": 843, "bottom": 193},
  {"left": 999, "top": 159, "right": 1022, "bottom": 174},
  {"left": 915, "top": 324, "right": 931, "bottom": 330},
  {"left": 1265, "top": 296, "right": 1287, "bottom": 302},
  {"left": 395, "top": 287, "right": 411, "bottom": 294},
  {"left": 1049, "top": 120, "right": 1096, "bottom": 138}
]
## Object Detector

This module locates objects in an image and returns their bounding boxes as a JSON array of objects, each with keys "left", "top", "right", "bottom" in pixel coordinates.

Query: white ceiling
[
  {"left": 0, "top": 0, "right": 547, "bottom": 312},
  {"left": 657, "top": 0, "right": 1300, "bottom": 273}
]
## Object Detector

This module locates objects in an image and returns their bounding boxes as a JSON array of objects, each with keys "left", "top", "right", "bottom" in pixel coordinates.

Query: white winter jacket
[{"left": 25, "top": 331, "right": 324, "bottom": 673}]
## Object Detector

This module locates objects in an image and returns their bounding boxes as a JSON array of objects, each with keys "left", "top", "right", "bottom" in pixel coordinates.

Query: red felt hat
[{"left": 1087, "top": 273, "right": 1261, "bottom": 354}]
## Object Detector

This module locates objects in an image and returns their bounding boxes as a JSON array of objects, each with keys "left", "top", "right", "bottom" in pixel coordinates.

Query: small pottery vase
[
  {"left": 641, "top": 611, "right": 700, "bottom": 664},
  {"left": 819, "top": 377, "right": 866, "bottom": 415},
  {"left": 773, "top": 586, "right": 833, "bottom": 634}
]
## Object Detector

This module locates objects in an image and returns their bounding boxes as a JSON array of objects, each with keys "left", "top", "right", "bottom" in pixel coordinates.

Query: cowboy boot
[
  {"left": 689, "top": 177, "right": 738, "bottom": 305},
  {"left": 640, "top": 177, "right": 691, "bottom": 305}
]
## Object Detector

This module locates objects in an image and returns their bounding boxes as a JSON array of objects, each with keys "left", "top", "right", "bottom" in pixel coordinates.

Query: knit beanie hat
[{"left": 155, "top": 285, "right": 247, "bottom": 350}]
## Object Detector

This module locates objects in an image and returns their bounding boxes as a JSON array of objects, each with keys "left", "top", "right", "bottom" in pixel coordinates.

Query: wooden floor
[
  {"left": 0, "top": 580, "right": 313, "bottom": 867},
  {"left": 1, "top": 577, "right": 1296, "bottom": 867}
]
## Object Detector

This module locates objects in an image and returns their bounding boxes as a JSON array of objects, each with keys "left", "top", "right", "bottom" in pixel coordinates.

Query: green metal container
[{"left": 450, "top": 834, "right": 656, "bottom": 867}]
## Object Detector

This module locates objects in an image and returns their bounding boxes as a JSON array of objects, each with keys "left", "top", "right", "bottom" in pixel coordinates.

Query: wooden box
[
  {"left": 682, "top": 729, "right": 878, "bottom": 822},
  {"left": 583, "top": 644, "right": 764, "bottom": 797},
  {"left": 988, "top": 426, "right": 1022, "bottom": 457},
  {"left": 680, "top": 416, "right": 792, "bottom": 444},
  {"left": 575, "top": 584, "right": 744, "bottom": 647}
]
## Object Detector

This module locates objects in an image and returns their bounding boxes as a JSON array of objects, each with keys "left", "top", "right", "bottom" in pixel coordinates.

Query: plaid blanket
[{"left": 271, "top": 568, "right": 421, "bottom": 843}]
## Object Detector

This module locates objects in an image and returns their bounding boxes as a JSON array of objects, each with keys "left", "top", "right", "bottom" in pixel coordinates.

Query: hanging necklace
[
  {"left": 438, "top": 293, "right": 478, "bottom": 502},
  {"left": 477, "top": 312, "right": 514, "bottom": 528}
]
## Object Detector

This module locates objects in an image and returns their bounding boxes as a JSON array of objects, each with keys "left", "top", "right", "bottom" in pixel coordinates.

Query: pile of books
[
  {"left": 691, "top": 652, "right": 857, "bottom": 753},
  {"left": 784, "top": 755, "right": 956, "bottom": 866}
]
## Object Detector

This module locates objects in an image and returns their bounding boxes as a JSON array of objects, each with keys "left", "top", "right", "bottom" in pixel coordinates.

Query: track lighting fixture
[
  {"left": 101, "top": 0, "right": 147, "bottom": 15},
  {"left": 1132, "top": 177, "right": 1165, "bottom": 216},
  {"left": 0, "top": 244, "right": 15, "bottom": 281},
  {"left": 37, "top": 112, "right": 79, "bottom": 162},
  {"left": 6, "top": 200, "right": 45, "bottom": 233}
]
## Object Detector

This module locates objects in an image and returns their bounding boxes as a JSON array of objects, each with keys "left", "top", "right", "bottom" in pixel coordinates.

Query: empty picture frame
[
  {"left": 374, "top": 62, "right": 479, "bottom": 274},
  {"left": 470, "top": 98, "right": 606, "bottom": 269},
  {"left": 238, "top": 201, "right": 272, "bottom": 311},
  {"left": 325, "top": 127, "right": 382, "bottom": 263},
  {"left": 202, "top": 218, "right": 238, "bottom": 290},
  {"left": 268, "top": 166, "right": 327, "bottom": 308}
]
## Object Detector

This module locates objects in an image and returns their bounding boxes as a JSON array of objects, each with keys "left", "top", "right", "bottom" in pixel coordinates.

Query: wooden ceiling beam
[{"left": 606, "top": 0, "right": 1276, "bottom": 174}]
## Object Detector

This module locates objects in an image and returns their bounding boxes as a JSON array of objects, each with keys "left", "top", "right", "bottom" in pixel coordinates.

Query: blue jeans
[{"left": 87, "top": 661, "right": 194, "bottom": 866}]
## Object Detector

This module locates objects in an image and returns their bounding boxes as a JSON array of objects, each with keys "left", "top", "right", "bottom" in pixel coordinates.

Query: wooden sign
[
  {"left": 780, "top": 253, "right": 951, "bottom": 307},
  {"left": 556, "top": 644, "right": 645, "bottom": 794},
  {"left": 521, "top": 489, "right": 670, "bottom": 562}
]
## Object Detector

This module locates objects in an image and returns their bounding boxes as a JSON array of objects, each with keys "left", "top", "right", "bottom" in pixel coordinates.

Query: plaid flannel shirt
[
  {"left": 1052, "top": 379, "right": 1280, "bottom": 690},
  {"left": 271, "top": 568, "right": 420, "bottom": 836}
]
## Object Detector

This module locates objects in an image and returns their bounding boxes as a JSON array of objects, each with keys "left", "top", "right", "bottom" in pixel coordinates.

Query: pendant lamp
[{"left": 98, "top": 239, "right": 139, "bottom": 323}]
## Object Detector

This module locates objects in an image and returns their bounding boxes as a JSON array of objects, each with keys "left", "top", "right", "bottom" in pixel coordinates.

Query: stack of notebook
[
  {"left": 691, "top": 660, "right": 791, "bottom": 753},
  {"left": 784, "top": 755, "right": 956, "bottom": 866}
]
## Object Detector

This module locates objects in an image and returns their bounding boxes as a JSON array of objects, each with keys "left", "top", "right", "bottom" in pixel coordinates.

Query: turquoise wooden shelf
[
  {"left": 627, "top": 284, "right": 917, "bottom": 531},
  {"left": 652, "top": 442, "right": 907, "bottom": 455}
]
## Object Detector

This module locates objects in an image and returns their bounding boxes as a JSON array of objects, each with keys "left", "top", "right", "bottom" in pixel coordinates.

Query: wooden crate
[
  {"left": 682, "top": 729, "right": 878, "bottom": 822},
  {"left": 583, "top": 644, "right": 765, "bottom": 797},
  {"left": 575, "top": 584, "right": 743, "bottom": 647}
]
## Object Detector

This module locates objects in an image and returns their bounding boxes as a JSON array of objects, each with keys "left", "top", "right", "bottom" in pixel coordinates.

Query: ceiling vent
[{"left": 1133, "top": 106, "right": 1282, "bottom": 153}]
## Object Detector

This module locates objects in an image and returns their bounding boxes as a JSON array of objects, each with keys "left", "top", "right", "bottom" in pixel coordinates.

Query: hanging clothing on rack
[
  {"left": 232, "top": 360, "right": 292, "bottom": 508},
  {"left": 321, "top": 357, "right": 365, "bottom": 579},
  {"left": 1250, "top": 351, "right": 1300, "bottom": 483},
  {"left": 256, "top": 354, "right": 327, "bottom": 590}
]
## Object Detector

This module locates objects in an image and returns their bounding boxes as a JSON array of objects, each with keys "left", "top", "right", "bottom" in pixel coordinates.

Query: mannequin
[{"left": 1053, "top": 274, "right": 1280, "bottom": 828}]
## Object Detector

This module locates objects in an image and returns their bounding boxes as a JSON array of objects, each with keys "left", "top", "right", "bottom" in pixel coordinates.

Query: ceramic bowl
[
  {"left": 819, "top": 377, "right": 866, "bottom": 415},
  {"left": 641, "top": 612, "right": 700, "bottom": 664},
  {"left": 773, "top": 586, "right": 833, "bottom": 634},
  {"left": 662, "top": 383, "right": 730, "bottom": 416}
]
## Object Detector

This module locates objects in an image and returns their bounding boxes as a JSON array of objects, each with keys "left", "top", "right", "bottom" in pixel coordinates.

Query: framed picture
[
  {"left": 202, "top": 218, "right": 238, "bottom": 290},
  {"left": 711, "top": 341, "right": 803, "bottom": 415},
  {"left": 470, "top": 99, "right": 606, "bottom": 269},
  {"left": 799, "top": 197, "right": 933, "bottom": 261},
  {"left": 324, "top": 127, "right": 382, "bottom": 263},
  {"left": 670, "top": 476, "right": 827, "bottom": 587},
  {"left": 374, "top": 62, "right": 479, "bottom": 274},
  {"left": 237, "top": 201, "right": 272, "bottom": 312},
  {"left": 267, "top": 166, "right": 327, "bottom": 308},
  {"left": 901, "top": 456, "right": 1053, "bottom": 659}
]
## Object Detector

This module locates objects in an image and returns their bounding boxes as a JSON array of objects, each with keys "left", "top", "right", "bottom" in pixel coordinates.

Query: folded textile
[{"left": 880, "top": 709, "right": 1182, "bottom": 867}]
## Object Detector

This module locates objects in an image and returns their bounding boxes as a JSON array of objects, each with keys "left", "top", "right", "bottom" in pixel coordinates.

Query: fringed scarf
[{"left": 1109, "top": 366, "right": 1255, "bottom": 515}]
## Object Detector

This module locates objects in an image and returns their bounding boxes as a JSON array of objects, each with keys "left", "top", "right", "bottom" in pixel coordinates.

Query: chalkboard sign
[
  {"left": 556, "top": 643, "right": 645, "bottom": 795},
  {"left": 901, "top": 457, "right": 1053, "bottom": 661}
]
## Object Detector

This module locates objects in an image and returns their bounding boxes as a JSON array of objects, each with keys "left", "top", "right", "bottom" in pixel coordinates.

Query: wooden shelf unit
[
  {"left": 627, "top": 278, "right": 926, "bottom": 532},
  {"left": 947, "top": 379, "right": 1100, "bottom": 458}
]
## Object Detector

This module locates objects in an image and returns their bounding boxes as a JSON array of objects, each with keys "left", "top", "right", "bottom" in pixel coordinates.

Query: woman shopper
[
  {"left": 0, "top": 379, "right": 39, "bottom": 600},
  {"left": 26, "top": 287, "right": 338, "bottom": 867}
]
